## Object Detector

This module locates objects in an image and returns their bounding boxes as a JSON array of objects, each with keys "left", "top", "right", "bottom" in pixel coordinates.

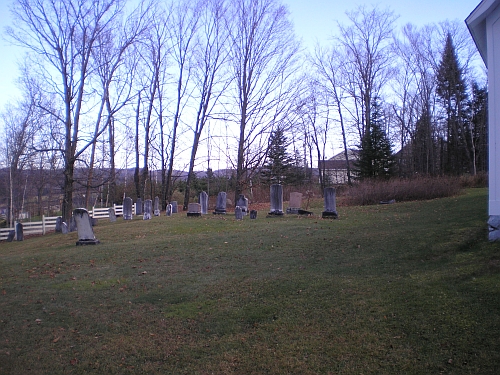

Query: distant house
[{"left": 318, "top": 149, "right": 359, "bottom": 184}]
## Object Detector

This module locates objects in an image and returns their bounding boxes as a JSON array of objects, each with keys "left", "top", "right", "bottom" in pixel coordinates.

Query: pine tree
[
  {"left": 260, "top": 128, "right": 295, "bottom": 185},
  {"left": 355, "top": 99, "right": 394, "bottom": 179},
  {"left": 436, "top": 33, "right": 470, "bottom": 175}
]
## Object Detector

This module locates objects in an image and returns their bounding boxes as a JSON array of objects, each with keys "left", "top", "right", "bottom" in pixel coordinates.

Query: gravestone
[
  {"left": 213, "top": 192, "right": 227, "bottom": 214},
  {"left": 123, "top": 197, "right": 133, "bottom": 220},
  {"left": 154, "top": 196, "right": 160, "bottom": 216},
  {"left": 166, "top": 204, "right": 173, "bottom": 217},
  {"left": 235, "top": 206, "right": 243, "bottom": 220},
  {"left": 236, "top": 194, "right": 249, "bottom": 214},
  {"left": 250, "top": 210, "right": 257, "bottom": 219},
  {"left": 6, "top": 230, "right": 15, "bottom": 242},
  {"left": 322, "top": 187, "right": 338, "bottom": 219},
  {"left": 199, "top": 191, "right": 208, "bottom": 215},
  {"left": 61, "top": 222, "right": 69, "bottom": 234},
  {"left": 268, "top": 184, "right": 284, "bottom": 216},
  {"left": 55, "top": 217, "right": 63, "bottom": 232},
  {"left": 136, "top": 198, "right": 143, "bottom": 215},
  {"left": 143, "top": 199, "right": 152, "bottom": 220},
  {"left": 171, "top": 201, "right": 178, "bottom": 214},
  {"left": 187, "top": 203, "right": 202, "bottom": 217},
  {"left": 108, "top": 207, "right": 117, "bottom": 222},
  {"left": 73, "top": 208, "right": 100, "bottom": 245},
  {"left": 16, "top": 222, "right": 23, "bottom": 241},
  {"left": 286, "top": 192, "right": 303, "bottom": 214}
]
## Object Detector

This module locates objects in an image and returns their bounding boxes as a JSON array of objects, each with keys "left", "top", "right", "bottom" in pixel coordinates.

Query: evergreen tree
[
  {"left": 468, "top": 82, "right": 488, "bottom": 173},
  {"left": 436, "top": 33, "right": 470, "bottom": 175},
  {"left": 260, "top": 128, "right": 295, "bottom": 185},
  {"left": 355, "top": 99, "right": 394, "bottom": 179}
]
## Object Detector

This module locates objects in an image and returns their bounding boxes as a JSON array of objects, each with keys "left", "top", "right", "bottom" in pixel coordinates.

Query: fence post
[{"left": 42, "top": 215, "right": 46, "bottom": 235}]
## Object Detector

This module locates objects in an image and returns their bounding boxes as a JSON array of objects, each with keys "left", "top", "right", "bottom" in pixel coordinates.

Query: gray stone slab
[
  {"left": 268, "top": 184, "right": 284, "bottom": 216},
  {"left": 171, "top": 201, "right": 178, "bottom": 214},
  {"left": 289, "top": 192, "right": 303, "bottom": 209},
  {"left": 235, "top": 206, "right": 244, "bottom": 220},
  {"left": 322, "top": 187, "right": 338, "bottom": 219},
  {"left": 108, "top": 208, "right": 116, "bottom": 222},
  {"left": 143, "top": 199, "right": 152, "bottom": 220},
  {"left": 55, "top": 217, "right": 63, "bottom": 233},
  {"left": 73, "top": 208, "right": 100, "bottom": 245},
  {"left": 16, "top": 222, "right": 23, "bottom": 241},
  {"left": 123, "top": 197, "right": 133, "bottom": 220},
  {"left": 236, "top": 194, "right": 249, "bottom": 214},
  {"left": 6, "top": 230, "right": 15, "bottom": 242},
  {"left": 488, "top": 215, "right": 500, "bottom": 241},
  {"left": 136, "top": 198, "right": 143, "bottom": 215},
  {"left": 61, "top": 222, "right": 69, "bottom": 234},
  {"left": 250, "top": 210, "right": 257, "bottom": 219},
  {"left": 166, "top": 204, "right": 173, "bottom": 217},
  {"left": 199, "top": 191, "right": 208, "bottom": 214},
  {"left": 154, "top": 196, "right": 161, "bottom": 216},
  {"left": 187, "top": 203, "right": 202, "bottom": 217},
  {"left": 214, "top": 192, "right": 227, "bottom": 214}
]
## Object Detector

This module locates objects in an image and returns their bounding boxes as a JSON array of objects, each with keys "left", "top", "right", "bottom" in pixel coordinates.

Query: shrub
[{"left": 342, "top": 176, "right": 463, "bottom": 206}]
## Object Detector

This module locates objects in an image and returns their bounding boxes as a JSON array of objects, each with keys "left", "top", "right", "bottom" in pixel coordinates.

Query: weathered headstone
[
  {"left": 123, "top": 197, "right": 133, "bottom": 220},
  {"left": 171, "top": 201, "right": 178, "bottom": 214},
  {"left": 154, "top": 196, "right": 160, "bottom": 216},
  {"left": 143, "top": 199, "right": 152, "bottom": 220},
  {"left": 136, "top": 198, "right": 143, "bottom": 215},
  {"left": 268, "top": 184, "right": 284, "bottom": 216},
  {"left": 236, "top": 194, "right": 249, "bottom": 214},
  {"left": 286, "top": 192, "right": 303, "bottom": 214},
  {"left": 166, "top": 204, "right": 173, "bottom": 217},
  {"left": 250, "top": 210, "right": 257, "bottom": 219},
  {"left": 108, "top": 207, "right": 117, "bottom": 222},
  {"left": 6, "top": 230, "right": 15, "bottom": 242},
  {"left": 489, "top": 216, "right": 500, "bottom": 241},
  {"left": 16, "top": 222, "right": 23, "bottom": 241},
  {"left": 73, "top": 208, "right": 100, "bottom": 245},
  {"left": 213, "top": 192, "right": 227, "bottom": 214},
  {"left": 55, "top": 217, "right": 63, "bottom": 233},
  {"left": 199, "top": 191, "right": 208, "bottom": 215},
  {"left": 235, "top": 206, "right": 243, "bottom": 220},
  {"left": 187, "top": 203, "right": 202, "bottom": 217},
  {"left": 61, "top": 222, "right": 69, "bottom": 234},
  {"left": 322, "top": 187, "right": 338, "bottom": 219}
]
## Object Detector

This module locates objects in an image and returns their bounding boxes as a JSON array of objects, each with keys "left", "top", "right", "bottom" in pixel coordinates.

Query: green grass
[{"left": 0, "top": 188, "right": 499, "bottom": 374}]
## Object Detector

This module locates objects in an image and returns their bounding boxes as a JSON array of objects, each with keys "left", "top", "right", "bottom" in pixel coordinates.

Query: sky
[{"left": 0, "top": 0, "right": 482, "bottom": 127}]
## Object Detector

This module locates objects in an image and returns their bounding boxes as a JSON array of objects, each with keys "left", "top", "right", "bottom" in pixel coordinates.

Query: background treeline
[{"left": 0, "top": 0, "right": 487, "bottom": 225}]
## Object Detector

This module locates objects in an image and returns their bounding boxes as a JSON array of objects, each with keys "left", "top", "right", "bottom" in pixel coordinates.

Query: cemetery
[{"left": 0, "top": 186, "right": 498, "bottom": 373}]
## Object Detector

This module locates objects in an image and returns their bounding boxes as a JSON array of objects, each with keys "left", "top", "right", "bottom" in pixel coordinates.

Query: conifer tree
[
  {"left": 355, "top": 99, "right": 394, "bottom": 179},
  {"left": 260, "top": 128, "right": 295, "bottom": 185}
]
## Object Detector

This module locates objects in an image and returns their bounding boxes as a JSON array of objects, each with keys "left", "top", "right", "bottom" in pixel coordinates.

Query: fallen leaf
[
  {"left": 53, "top": 337, "right": 60, "bottom": 343},
  {"left": 35, "top": 319, "right": 42, "bottom": 324}
]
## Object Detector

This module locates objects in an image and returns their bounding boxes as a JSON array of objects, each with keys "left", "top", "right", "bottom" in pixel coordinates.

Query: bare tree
[
  {"left": 228, "top": 0, "right": 300, "bottom": 202},
  {"left": 182, "top": 0, "right": 232, "bottom": 210},
  {"left": 7, "top": 0, "right": 128, "bottom": 222}
]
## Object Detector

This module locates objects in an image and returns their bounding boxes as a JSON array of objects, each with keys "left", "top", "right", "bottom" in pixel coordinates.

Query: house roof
[{"left": 466, "top": 0, "right": 500, "bottom": 65}]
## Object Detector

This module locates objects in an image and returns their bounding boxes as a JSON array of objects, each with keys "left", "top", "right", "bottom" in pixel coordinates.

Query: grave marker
[
  {"left": 268, "top": 184, "right": 284, "bottom": 216},
  {"left": 214, "top": 192, "right": 227, "bottom": 214},
  {"left": 154, "top": 196, "right": 161, "bottom": 216},
  {"left": 199, "top": 191, "right": 208, "bottom": 214},
  {"left": 187, "top": 203, "right": 202, "bottom": 217},
  {"left": 73, "top": 208, "right": 100, "bottom": 245},
  {"left": 123, "top": 197, "right": 133, "bottom": 220},
  {"left": 322, "top": 187, "right": 338, "bottom": 219},
  {"left": 143, "top": 199, "right": 152, "bottom": 220}
]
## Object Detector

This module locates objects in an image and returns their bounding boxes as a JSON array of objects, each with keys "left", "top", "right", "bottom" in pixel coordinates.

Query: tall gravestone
[
  {"left": 187, "top": 203, "right": 202, "bottom": 217},
  {"left": 166, "top": 204, "right": 173, "bottom": 217},
  {"left": 236, "top": 194, "right": 249, "bottom": 214},
  {"left": 250, "top": 210, "right": 257, "bottom": 219},
  {"left": 287, "top": 192, "right": 303, "bottom": 214},
  {"left": 136, "top": 198, "right": 143, "bottom": 215},
  {"left": 171, "top": 201, "right": 178, "bottom": 214},
  {"left": 16, "top": 222, "right": 23, "bottom": 241},
  {"left": 213, "top": 192, "right": 227, "bottom": 214},
  {"left": 154, "top": 196, "right": 160, "bottom": 216},
  {"left": 108, "top": 207, "right": 117, "bottom": 222},
  {"left": 235, "top": 206, "right": 244, "bottom": 220},
  {"left": 268, "top": 184, "right": 284, "bottom": 216},
  {"left": 61, "top": 222, "right": 69, "bottom": 234},
  {"left": 73, "top": 208, "right": 100, "bottom": 245},
  {"left": 143, "top": 199, "right": 152, "bottom": 220},
  {"left": 123, "top": 197, "right": 133, "bottom": 220},
  {"left": 199, "top": 191, "right": 208, "bottom": 215},
  {"left": 55, "top": 217, "right": 63, "bottom": 232},
  {"left": 322, "top": 187, "right": 338, "bottom": 219}
]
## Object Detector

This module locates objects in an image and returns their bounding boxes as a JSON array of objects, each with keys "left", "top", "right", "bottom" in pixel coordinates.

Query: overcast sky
[{"left": 0, "top": 0, "right": 482, "bottom": 113}]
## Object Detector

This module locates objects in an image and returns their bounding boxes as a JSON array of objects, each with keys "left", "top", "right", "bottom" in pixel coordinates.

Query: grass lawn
[{"left": 0, "top": 188, "right": 499, "bottom": 374}]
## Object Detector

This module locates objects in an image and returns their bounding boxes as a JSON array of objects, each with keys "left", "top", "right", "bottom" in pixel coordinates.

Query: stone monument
[
  {"left": 236, "top": 194, "right": 249, "bottom": 214},
  {"left": 235, "top": 206, "right": 244, "bottom": 220},
  {"left": 171, "top": 201, "right": 178, "bottom": 214},
  {"left": 143, "top": 199, "right": 152, "bottom": 220},
  {"left": 136, "top": 198, "right": 143, "bottom": 215},
  {"left": 16, "top": 222, "right": 23, "bottom": 241},
  {"left": 213, "top": 192, "right": 227, "bottom": 214},
  {"left": 268, "top": 184, "right": 284, "bottom": 216},
  {"left": 199, "top": 191, "right": 208, "bottom": 215},
  {"left": 250, "top": 210, "right": 257, "bottom": 219},
  {"left": 73, "top": 208, "right": 100, "bottom": 245},
  {"left": 187, "top": 203, "right": 202, "bottom": 217},
  {"left": 154, "top": 196, "right": 160, "bottom": 216},
  {"left": 286, "top": 192, "right": 303, "bottom": 214},
  {"left": 322, "top": 187, "right": 338, "bottom": 219},
  {"left": 108, "top": 207, "right": 117, "bottom": 222},
  {"left": 123, "top": 197, "right": 133, "bottom": 220},
  {"left": 166, "top": 203, "right": 173, "bottom": 217}
]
